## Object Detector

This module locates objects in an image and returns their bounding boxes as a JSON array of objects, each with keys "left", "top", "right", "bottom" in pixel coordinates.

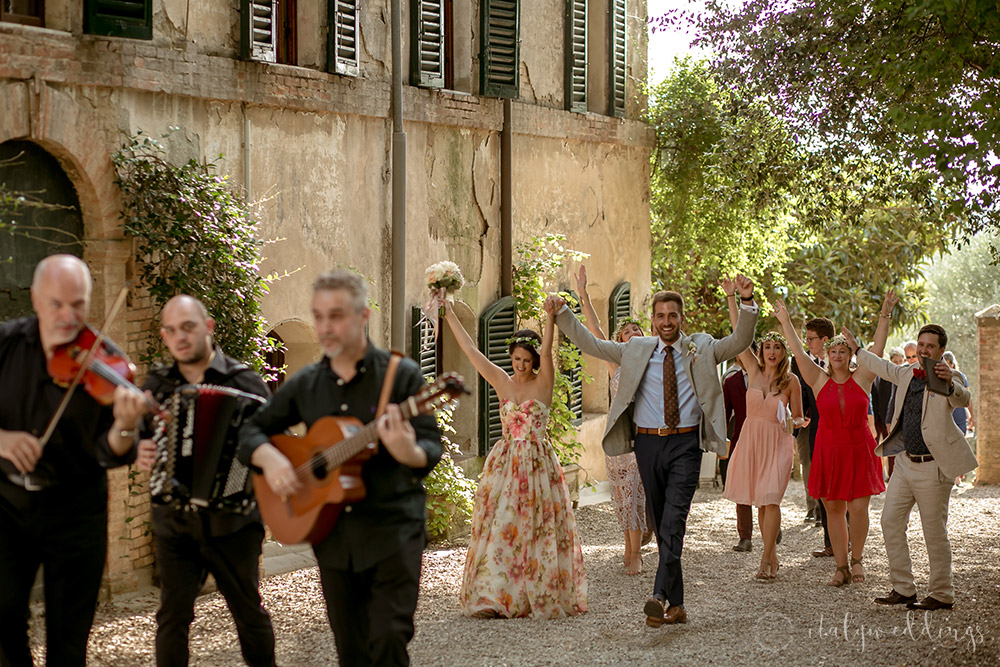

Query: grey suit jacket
[
  {"left": 555, "top": 305, "right": 758, "bottom": 456},
  {"left": 856, "top": 350, "right": 977, "bottom": 478}
]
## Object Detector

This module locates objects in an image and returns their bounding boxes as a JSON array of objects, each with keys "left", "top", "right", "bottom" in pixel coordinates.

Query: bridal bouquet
[{"left": 420, "top": 261, "right": 465, "bottom": 352}]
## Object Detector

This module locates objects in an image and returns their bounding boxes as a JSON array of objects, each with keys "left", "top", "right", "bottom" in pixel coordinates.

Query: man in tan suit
[{"left": 844, "top": 324, "right": 976, "bottom": 611}]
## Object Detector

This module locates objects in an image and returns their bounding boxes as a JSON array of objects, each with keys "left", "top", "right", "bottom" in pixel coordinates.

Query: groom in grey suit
[{"left": 545, "top": 276, "right": 757, "bottom": 626}]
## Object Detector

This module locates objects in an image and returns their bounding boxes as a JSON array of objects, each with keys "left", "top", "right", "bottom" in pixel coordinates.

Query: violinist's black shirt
[
  {"left": 0, "top": 316, "right": 131, "bottom": 506},
  {"left": 239, "top": 341, "right": 442, "bottom": 571}
]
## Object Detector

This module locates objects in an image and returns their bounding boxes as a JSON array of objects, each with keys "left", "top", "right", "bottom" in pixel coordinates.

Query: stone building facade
[{"left": 1, "top": 0, "right": 653, "bottom": 595}]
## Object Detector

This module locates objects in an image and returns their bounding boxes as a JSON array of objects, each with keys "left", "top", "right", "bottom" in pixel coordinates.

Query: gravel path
[{"left": 30, "top": 482, "right": 1000, "bottom": 665}]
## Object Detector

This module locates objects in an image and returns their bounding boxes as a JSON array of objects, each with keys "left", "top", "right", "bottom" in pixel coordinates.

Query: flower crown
[
  {"left": 824, "top": 334, "right": 851, "bottom": 350},
  {"left": 613, "top": 317, "right": 644, "bottom": 341},
  {"left": 758, "top": 331, "right": 787, "bottom": 348},
  {"left": 506, "top": 335, "right": 540, "bottom": 350}
]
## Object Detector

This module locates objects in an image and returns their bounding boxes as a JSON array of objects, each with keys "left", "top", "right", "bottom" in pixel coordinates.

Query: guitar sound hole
[{"left": 310, "top": 456, "right": 329, "bottom": 480}]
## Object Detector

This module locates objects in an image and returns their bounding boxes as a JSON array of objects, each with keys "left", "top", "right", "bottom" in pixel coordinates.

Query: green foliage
[
  {"left": 512, "top": 234, "right": 590, "bottom": 465},
  {"left": 922, "top": 233, "right": 1000, "bottom": 398},
  {"left": 112, "top": 130, "right": 281, "bottom": 376},
  {"left": 644, "top": 59, "right": 795, "bottom": 337},
  {"left": 659, "top": 0, "right": 1000, "bottom": 237},
  {"left": 423, "top": 400, "right": 476, "bottom": 541},
  {"left": 646, "top": 61, "right": 955, "bottom": 338}
]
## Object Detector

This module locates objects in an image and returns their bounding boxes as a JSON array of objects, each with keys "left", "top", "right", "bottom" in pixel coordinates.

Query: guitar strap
[{"left": 376, "top": 351, "right": 403, "bottom": 419}]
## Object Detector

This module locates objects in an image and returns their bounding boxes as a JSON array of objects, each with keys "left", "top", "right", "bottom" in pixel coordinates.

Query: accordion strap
[{"left": 376, "top": 351, "right": 403, "bottom": 420}]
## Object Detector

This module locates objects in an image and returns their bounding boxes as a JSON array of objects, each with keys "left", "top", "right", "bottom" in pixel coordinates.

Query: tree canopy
[
  {"left": 654, "top": 0, "right": 1000, "bottom": 237},
  {"left": 646, "top": 59, "right": 954, "bottom": 339}
]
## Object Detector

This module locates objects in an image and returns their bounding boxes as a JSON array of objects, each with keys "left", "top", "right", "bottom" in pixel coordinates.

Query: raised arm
[
  {"left": 713, "top": 274, "right": 759, "bottom": 363},
  {"left": 773, "top": 299, "right": 826, "bottom": 395},
  {"left": 853, "top": 290, "right": 899, "bottom": 390},
  {"left": 442, "top": 299, "right": 512, "bottom": 393},
  {"left": 545, "top": 294, "right": 625, "bottom": 365},
  {"left": 536, "top": 311, "right": 557, "bottom": 398},
  {"left": 576, "top": 265, "right": 618, "bottom": 375},
  {"left": 721, "top": 275, "right": 757, "bottom": 370}
]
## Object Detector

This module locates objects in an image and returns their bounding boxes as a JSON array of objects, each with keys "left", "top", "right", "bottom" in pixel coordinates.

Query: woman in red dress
[{"left": 774, "top": 292, "right": 897, "bottom": 586}]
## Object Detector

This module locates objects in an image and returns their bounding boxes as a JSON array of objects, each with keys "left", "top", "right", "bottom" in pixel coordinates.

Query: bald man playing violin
[{"left": 0, "top": 255, "right": 146, "bottom": 667}]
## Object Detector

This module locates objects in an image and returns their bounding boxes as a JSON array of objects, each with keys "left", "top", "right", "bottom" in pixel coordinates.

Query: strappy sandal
[
  {"left": 851, "top": 557, "right": 865, "bottom": 583},
  {"left": 770, "top": 560, "right": 780, "bottom": 580},
  {"left": 756, "top": 560, "right": 774, "bottom": 582},
  {"left": 827, "top": 564, "right": 852, "bottom": 588}
]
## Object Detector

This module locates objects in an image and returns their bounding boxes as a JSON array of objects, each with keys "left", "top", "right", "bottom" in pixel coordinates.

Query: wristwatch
[{"left": 119, "top": 429, "right": 136, "bottom": 439}]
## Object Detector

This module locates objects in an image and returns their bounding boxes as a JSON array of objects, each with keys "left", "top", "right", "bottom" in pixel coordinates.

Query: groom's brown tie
[{"left": 662, "top": 347, "right": 680, "bottom": 429}]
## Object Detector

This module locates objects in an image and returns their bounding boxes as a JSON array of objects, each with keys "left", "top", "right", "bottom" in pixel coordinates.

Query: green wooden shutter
[
  {"left": 85, "top": 0, "right": 152, "bottom": 39},
  {"left": 478, "top": 296, "right": 515, "bottom": 455},
  {"left": 410, "top": 306, "right": 439, "bottom": 379},
  {"left": 411, "top": 0, "right": 446, "bottom": 88},
  {"left": 563, "top": 291, "right": 584, "bottom": 424},
  {"left": 480, "top": 0, "right": 520, "bottom": 98},
  {"left": 608, "top": 281, "right": 631, "bottom": 337},
  {"left": 564, "top": 0, "right": 587, "bottom": 112},
  {"left": 328, "top": 0, "right": 359, "bottom": 76},
  {"left": 608, "top": 0, "right": 626, "bottom": 118},
  {"left": 241, "top": 0, "right": 277, "bottom": 62}
]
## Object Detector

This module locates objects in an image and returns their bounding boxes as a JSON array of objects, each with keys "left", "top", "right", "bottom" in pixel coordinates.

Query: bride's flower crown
[{"left": 505, "top": 335, "right": 540, "bottom": 350}]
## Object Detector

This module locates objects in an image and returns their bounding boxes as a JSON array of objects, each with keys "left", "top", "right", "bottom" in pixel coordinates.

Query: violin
[{"left": 48, "top": 325, "right": 145, "bottom": 406}]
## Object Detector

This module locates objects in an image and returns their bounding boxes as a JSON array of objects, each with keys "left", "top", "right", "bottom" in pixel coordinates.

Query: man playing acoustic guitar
[{"left": 239, "top": 270, "right": 442, "bottom": 667}]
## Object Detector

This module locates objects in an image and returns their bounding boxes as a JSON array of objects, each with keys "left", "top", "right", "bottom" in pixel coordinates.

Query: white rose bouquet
[{"left": 420, "top": 261, "right": 466, "bottom": 352}]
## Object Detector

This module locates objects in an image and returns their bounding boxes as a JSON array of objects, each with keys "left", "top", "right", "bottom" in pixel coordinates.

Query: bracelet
[
  {"left": 879, "top": 313, "right": 890, "bottom": 319},
  {"left": 725, "top": 293, "right": 735, "bottom": 298},
  {"left": 740, "top": 295, "right": 754, "bottom": 302}
]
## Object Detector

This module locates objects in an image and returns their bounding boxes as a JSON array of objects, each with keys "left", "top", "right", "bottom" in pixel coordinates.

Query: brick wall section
[
  {"left": 976, "top": 305, "right": 1000, "bottom": 484},
  {"left": 0, "top": 24, "right": 653, "bottom": 148}
]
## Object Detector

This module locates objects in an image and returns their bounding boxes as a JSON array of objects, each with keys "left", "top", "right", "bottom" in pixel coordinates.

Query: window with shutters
[
  {"left": 564, "top": 0, "right": 586, "bottom": 112},
  {"left": 410, "top": 0, "right": 450, "bottom": 89},
  {"left": 328, "top": 0, "right": 359, "bottom": 77},
  {"left": 478, "top": 296, "right": 515, "bottom": 455},
  {"left": 84, "top": 0, "right": 152, "bottom": 39},
  {"left": 563, "top": 291, "right": 584, "bottom": 424},
  {"left": 608, "top": 281, "right": 631, "bottom": 339},
  {"left": 241, "top": 0, "right": 296, "bottom": 64},
  {"left": 479, "top": 0, "right": 519, "bottom": 98},
  {"left": 241, "top": 0, "right": 276, "bottom": 62},
  {"left": 410, "top": 306, "right": 440, "bottom": 379},
  {"left": 608, "top": 0, "right": 626, "bottom": 117},
  {"left": 1, "top": 0, "right": 44, "bottom": 27}
]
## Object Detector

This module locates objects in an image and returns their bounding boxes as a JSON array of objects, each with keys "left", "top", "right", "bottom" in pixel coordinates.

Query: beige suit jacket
[
  {"left": 555, "top": 305, "right": 758, "bottom": 457},
  {"left": 855, "top": 350, "right": 977, "bottom": 478}
]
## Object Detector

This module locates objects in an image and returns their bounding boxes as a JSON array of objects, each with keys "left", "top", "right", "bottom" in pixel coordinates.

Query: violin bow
[{"left": 37, "top": 285, "right": 131, "bottom": 449}]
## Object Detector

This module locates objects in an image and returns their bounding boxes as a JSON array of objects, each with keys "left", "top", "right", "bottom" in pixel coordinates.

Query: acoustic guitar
[{"left": 253, "top": 373, "right": 468, "bottom": 545}]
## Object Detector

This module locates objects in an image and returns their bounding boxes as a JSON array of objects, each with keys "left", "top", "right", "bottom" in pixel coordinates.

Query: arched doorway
[
  {"left": 266, "top": 319, "right": 320, "bottom": 389},
  {"left": 0, "top": 140, "right": 85, "bottom": 320}
]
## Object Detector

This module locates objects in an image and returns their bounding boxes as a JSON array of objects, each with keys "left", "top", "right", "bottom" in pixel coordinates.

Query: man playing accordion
[{"left": 136, "top": 295, "right": 276, "bottom": 667}]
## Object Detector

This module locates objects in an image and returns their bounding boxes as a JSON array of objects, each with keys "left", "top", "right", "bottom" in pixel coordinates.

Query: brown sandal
[
  {"left": 851, "top": 557, "right": 865, "bottom": 583},
  {"left": 827, "top": 564, "right": 852, "bottom": 588},
  {"left": 756, "top": 560, "right": 774, "bottom": 582}
]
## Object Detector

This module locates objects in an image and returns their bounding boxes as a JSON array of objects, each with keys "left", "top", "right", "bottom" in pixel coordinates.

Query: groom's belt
[
  {"left": 636, "top": 426, "right": 699, "bottom": 437},
  {"left": 905, "top": 452, "right": 934, "bottom": 463}
]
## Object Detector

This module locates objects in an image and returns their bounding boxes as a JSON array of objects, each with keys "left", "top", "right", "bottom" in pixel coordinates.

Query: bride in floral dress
[{"left": 440, "top": 298, "right": 587, "bottom": 619}]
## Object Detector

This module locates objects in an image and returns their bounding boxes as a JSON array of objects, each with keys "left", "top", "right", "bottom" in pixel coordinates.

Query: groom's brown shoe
[
  {"left": 643, "top": 598, "right": 665, "bottom": 627},
  {"left": 664, "top": 605, "right": 688, "bottom": 625}
]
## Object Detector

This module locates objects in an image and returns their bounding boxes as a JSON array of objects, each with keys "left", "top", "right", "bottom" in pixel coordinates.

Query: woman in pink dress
[
  {"left": 575, "top": 265, "right": 649, "bottom": 575},
  {"left": 722, "top": 328, "right": 807, "bottom": 581},
  {"left": 774, "top": 292, "right": 896, "bottom": 586},
  {"left": 440, "top": 298, "right": 587, "bottom": 619}
]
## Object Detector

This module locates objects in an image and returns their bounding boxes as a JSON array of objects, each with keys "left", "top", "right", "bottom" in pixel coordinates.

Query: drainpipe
[
  {"left": 500, "top": 99, "right": 512, "bottom": 297},
  {"left": 390, "top": 0, "right": 406, "bottom": 350},
  {"left": 242, "top": 104, "right": 251, "bottom": 208}
]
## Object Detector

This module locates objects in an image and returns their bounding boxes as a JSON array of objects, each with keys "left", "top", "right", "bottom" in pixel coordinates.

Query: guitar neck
[{"left": 322, "top": 396, "right": 422, "bottom": 469}]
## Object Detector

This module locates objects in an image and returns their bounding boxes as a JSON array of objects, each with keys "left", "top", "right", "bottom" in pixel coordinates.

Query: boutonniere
[
  {"left": 913, "top": 367, "right": 927, "bottom": 380},
  {"left": 687, "top": 341, "right": 698, "bottom": 362}
]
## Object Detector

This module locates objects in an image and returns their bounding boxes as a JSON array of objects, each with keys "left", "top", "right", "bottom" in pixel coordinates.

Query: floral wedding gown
[{"left": 459, "top": 398, "right": 588, "bottom": 618}]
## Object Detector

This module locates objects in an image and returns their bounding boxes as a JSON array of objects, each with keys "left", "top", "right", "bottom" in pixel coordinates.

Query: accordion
[{"left": 148, "top": 384, "right": 266, "bottom": 513}]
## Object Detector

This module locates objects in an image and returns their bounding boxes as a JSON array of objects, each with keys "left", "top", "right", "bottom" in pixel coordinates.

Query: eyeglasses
[{"left": 905, "top": 354, "right": 918, "bottom": 361}]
